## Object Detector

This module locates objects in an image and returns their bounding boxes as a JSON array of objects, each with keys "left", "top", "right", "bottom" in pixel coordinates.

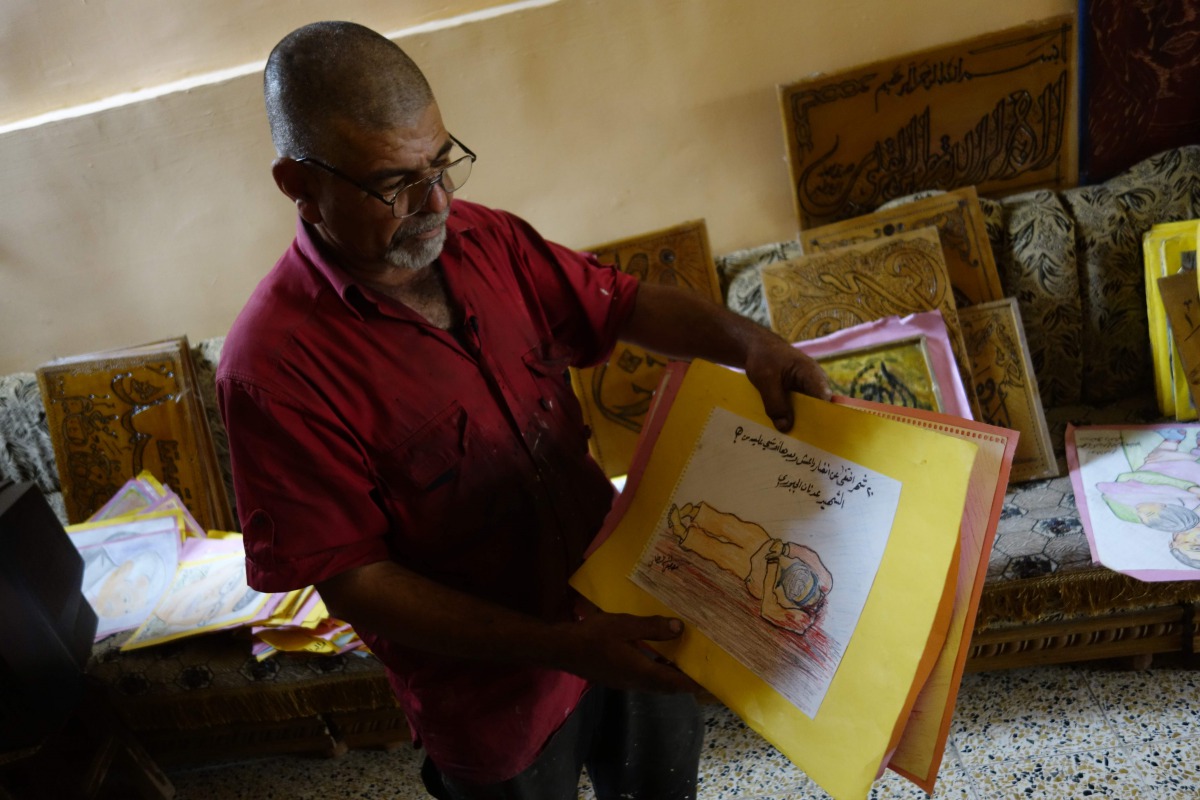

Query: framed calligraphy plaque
[
  {"left": 571, "top": 220, "right": 723, "bottom": 478},
  {"left": 801, "top": 187, "right": 1004, "bottom": 309},
  {"left": 958, "top": 298, "right": 1057, "bottom": 482},
  {"left": 815, "top": 336, "right": 945, "bottom": 414},
  {"left": 780, "top": 15, "right": 1077, "bottom": 228},
  {"left": 761, "top": 227, "right": 980, "bottom": 418},
  {"left": 37, "top": 337, "right": 234, "bottom": 531}
]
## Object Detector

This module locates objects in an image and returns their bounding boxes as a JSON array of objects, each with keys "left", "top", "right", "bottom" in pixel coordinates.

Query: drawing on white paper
[
  {"left": 632, "top": 406, "right": 901, "bottom": 717},
  {"left": 1074, "top": 426, "right": 1200, "bottom": 573},
  {"left": 666, "top": 502, "right": 834, "bottom": 636},
  {"left": 125, "top": 553, "right": 267, "bottom": 647}
]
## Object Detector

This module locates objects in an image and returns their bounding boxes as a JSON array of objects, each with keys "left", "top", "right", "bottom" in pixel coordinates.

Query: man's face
[
  {"left": 312, "top": 103, "right": 453, "bottom": 274},
  {"left": 1171, "top": 529, "right": 1200, "bottom": 569}
]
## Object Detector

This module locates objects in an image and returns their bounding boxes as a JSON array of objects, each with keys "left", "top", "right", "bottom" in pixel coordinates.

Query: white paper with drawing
[{"left": 631, "top": 406, "right": 901, "bottom": 717}]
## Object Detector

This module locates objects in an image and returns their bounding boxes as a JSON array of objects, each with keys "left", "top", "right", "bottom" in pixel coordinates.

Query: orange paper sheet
[{"left": 836, "top": 397, "right": 1017, "bottom": 792}]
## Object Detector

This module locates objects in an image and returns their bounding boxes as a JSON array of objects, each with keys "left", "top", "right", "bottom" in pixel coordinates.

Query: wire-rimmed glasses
[{"left": 297, "top": 134, "right": 475, "bottom": 218}]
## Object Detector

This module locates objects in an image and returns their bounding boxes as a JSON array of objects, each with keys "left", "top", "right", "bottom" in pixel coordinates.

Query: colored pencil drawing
[
  {"left": 632, "top": 406, "right": 901, "bottom": 717},
  {"left": 666, "top": 501, "right": 834, "bottom": 636},
  {"left": 1071, "top": 425, "right": 1200, "bottom": 578}
]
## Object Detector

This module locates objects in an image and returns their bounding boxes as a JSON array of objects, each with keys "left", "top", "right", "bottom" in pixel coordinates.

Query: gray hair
[
  {"left": 1142, "top": 504, "right": 1200, "bottom": 533},
  {"left": 263, "top": 21, "right": 434, "bottom": 159}
]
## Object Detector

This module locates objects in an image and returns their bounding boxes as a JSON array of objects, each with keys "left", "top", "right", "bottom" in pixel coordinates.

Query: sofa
[
  {"left": 0, "top": 341, "right": 409, "bottom": 767},
  {"left": 719, "top": 145, "right": 1200, "bottom": 671},
  {"left": 3, "top": 146, "right": 1200, "bottom": 766}
]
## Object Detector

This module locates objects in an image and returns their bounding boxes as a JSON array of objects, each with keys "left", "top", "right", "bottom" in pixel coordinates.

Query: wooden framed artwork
[
  {"left": 801, "top": 187, "right": 1005, "bottom": 309},
  {"left": 779, "top": 15, "right": 1077, "bottom": 228},
  {"left": 761, "top": 227, "right": 980, "bottom": 418},
  {"left": 572, "top": 220, "right": 723, "bottom": 478},
  {"left": 958, "top": 298, "right": 1058, "bottom": 481},
  {"left": 816, "top": 336, "right": 945, "bottom": 414},
  {"left": 797, "top": 309, "right": 974, "bottom": 420},
  {"left": 37, "top": 337, "right": 234, "bottom": 531}
]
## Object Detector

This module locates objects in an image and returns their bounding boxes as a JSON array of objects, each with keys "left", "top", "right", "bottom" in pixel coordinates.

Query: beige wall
[
  {"left": 0, "top": 0, "right": 1073, "bottom": 376},
  {"left": 1, "top": 0, "right": 515, "bottom": 124}
]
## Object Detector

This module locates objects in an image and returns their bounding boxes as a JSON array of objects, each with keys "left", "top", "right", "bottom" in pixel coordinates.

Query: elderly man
[{"left": 218, "top": 20, "right": 829, "bottom": 800}]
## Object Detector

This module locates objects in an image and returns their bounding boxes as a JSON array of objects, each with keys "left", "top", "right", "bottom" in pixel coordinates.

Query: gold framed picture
[{"left": 816, "top": 335, "right": 944, "bottom": 413}]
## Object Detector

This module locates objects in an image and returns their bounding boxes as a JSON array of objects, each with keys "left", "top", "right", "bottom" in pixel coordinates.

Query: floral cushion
[
  {"left": 990, "top": 190, "right": 1083, "bottom": 409},
  {"left": 715, "top": 240, "right": 802, "bottom": 328},
  {"left": 1061, "top": 145, "right": 1200, "bottom": 405}
]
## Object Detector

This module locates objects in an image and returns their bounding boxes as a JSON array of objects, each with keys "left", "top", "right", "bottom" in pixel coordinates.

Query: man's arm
[
  {"left": 317, "top": 560, "right": 699, "bottom": 693},
  {"left": 620, "top": 283, "right": 831, "bottom": 431}
]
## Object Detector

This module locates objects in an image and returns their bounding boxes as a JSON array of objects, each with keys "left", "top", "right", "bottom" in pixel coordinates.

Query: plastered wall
[{"left": 0, "top": 0, "right": 1073, "bottom": 375}]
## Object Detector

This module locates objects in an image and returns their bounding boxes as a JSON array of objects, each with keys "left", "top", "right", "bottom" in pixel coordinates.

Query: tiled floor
[{"left": 168, "top": 658, "right": 1200, "bottom": 799}]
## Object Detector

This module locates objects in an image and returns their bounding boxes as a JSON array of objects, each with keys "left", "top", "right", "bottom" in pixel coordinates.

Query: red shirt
[{"left": 216, "top": 200, "right": 638, "bottom": 783}]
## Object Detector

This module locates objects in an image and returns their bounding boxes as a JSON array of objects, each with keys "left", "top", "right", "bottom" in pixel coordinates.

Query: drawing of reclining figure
[{"left": 666, "top": 501, "right": 833, "bottom": 635}]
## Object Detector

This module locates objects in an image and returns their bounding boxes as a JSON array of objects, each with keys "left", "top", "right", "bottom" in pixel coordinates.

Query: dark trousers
[{"left": 421, "top": 688, "right": 703, "bottom": 800}]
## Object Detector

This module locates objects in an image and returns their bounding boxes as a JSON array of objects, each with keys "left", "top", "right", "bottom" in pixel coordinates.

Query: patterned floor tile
[
  {"left": 868, "top": 762, "right": 976, "bottom": 799},
  {"left": 169, "top": 746, "right": 428, "bottom": 799},
  {"left": 951, "top": 666, "right": 1121, "bottom": 767},
  {"left": 966, "top": 748, "right": 1149, "bottom": 799},
  {"left": 696, "top": 705, "right": 819, "bottom": 798},
  {"left": 1124, "top": 736, "right": 1200, "bottom": 799},
  {"left": 1084, "top": 664, "right": 1200, "bottom": 744}
]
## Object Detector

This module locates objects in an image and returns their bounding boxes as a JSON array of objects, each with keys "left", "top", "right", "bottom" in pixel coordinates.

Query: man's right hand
[{"left": 555, "top": 610, "right": 703, "bottom": 694}]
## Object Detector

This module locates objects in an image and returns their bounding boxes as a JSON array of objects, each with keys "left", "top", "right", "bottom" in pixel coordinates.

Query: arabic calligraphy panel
[
  {"left": 780, "top": 15, "right": 1077, "bottom": 228},
  {"left": 816, "top": 336, "right": 944, "bottom": 413},
  {"left": 36, "top": 337, "right": 233, "bottom": 530},
  {"left": 572, "top": 220, "right": 722, "bottom": 478},
  {"left": 958, "top": 298, "right": 1057, "bottom": 481}
]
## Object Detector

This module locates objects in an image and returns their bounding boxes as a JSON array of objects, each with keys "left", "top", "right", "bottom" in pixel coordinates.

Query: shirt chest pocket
[
  {"left": 376, "top": 402, "right": 467, "bottom": 494},
  {"left": 521, "top": 342, "right": 575, "bottom": 411}
]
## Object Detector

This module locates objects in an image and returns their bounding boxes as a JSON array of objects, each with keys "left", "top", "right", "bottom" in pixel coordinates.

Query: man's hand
[
  {"left": 620, "top": 283, "right": 831, "bottom": 433},
  {"left": 555, "top": 610, "right": 703, "bottom": 694},
  {"left": 743, "top": 337, "right": 831, "bottom": 432}
]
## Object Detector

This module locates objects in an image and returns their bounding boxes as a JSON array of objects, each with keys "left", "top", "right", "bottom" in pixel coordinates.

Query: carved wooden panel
[
  {"left": 760, "top": 228, "right": 979, "bottom": 417},
  {"left": 801, "top": 187, "right": 1004, "bottom": 309},
  {"left": 572, "top": 220, "right": 722, "bottom": 478},
  {"left": 780, "top": 15, "right": 1077, "bottom": 228},
  {"left": 958, "top": 299, "right": 1057, "bottom": 482},
  {"left": 37, "top": 337, "right": 233, "bottom": 531}
]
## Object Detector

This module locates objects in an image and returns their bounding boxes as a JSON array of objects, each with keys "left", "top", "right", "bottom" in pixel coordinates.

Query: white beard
[{"left": 385, "top": 209, "right": 449, "bottom": 271}]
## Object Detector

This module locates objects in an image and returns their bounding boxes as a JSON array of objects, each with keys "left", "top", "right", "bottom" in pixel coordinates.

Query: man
[{"left": 218, "top": 20, "right": 830, "bottom": 800}]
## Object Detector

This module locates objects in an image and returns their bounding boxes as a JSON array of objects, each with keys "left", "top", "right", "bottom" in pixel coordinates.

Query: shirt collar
[{"left": 293, "top": 206, "right": 475, "bottom": 320}]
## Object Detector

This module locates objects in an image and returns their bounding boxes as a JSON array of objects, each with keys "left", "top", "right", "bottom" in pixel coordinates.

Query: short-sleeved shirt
[{"left": 216, "top": 199, "right": 638, "bottom": 784}]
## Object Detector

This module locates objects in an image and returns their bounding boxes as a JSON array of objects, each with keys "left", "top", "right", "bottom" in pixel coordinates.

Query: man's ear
[{"left": 272, "top": 158, "right": 323, "bottom": 224}]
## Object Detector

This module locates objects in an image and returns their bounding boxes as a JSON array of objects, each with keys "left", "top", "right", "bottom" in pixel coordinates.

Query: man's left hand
[{"left": 743, "top": 337, "right": 831, "bottom": 432}]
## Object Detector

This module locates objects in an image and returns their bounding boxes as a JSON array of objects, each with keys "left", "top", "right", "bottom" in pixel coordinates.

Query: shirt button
[{"left": 540, "top": 397, "right": 553, "bottom": 411}]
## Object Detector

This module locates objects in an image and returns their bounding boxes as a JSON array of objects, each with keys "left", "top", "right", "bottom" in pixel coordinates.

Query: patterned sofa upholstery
[
  {"left": 720, "top": 146, "right": 1200, "bottom": 670},
  {"left": 0, "top": 342, "right": 407, "bottom": 766}
]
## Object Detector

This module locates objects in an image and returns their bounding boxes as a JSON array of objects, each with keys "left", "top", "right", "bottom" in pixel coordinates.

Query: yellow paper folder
[
  {"left": 1144, "top": 220, "right": 1199, "bottom": 419},
  {"left": 571, "top": 360, "right": 977, "bottom": 800}
]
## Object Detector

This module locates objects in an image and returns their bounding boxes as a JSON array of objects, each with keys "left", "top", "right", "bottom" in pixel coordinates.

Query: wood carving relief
[
  {"left": 573, "top": 220, "right": 722, "bottom": 478},
  {"left": 780, "top": 15, "right": 1077, "bottom": 228},
  {"left": 761, "top": 228, "right": 979, "bottom": 417},
  {"left": 801, "top": 187, "right": 1004, "bottom": 309}
]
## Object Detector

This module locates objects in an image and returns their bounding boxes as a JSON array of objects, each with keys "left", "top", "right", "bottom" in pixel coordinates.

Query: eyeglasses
[{"left": 296, "top": 134, "right": 476, "bottom": 219}]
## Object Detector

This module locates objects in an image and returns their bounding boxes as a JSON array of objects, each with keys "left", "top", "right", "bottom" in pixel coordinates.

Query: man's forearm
[
  {"left": 316, "top": 559, "right": 697, "bottom": 692},
  {"left": 319, "top": 560, "right": 574, "bottom": 665},
  {"left": 619, "top": 283, "right": 831, "bottom": 431},
  {"left": 619, "top": 283, "right": 775, "bottom": 369}
]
